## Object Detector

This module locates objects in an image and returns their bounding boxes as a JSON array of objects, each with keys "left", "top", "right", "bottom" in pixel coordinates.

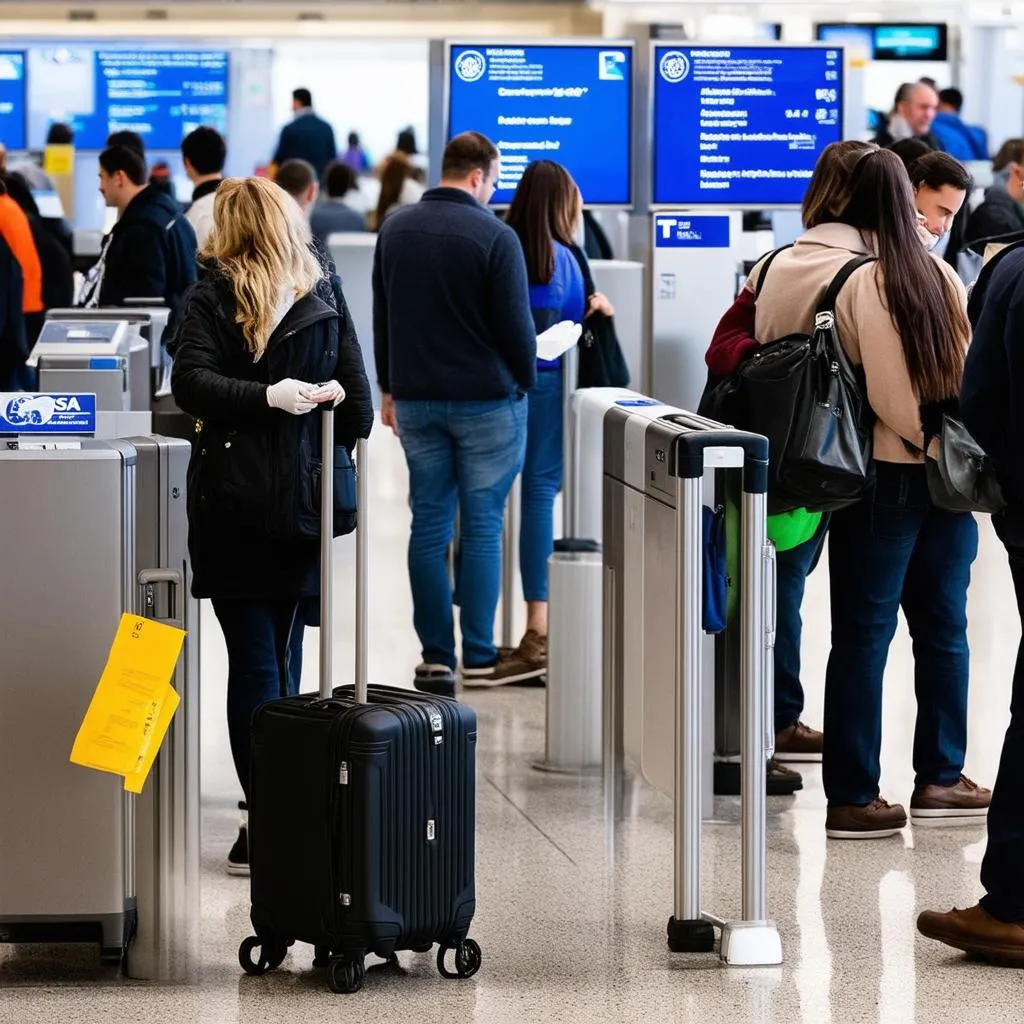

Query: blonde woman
[{"left": 172, "top": 176, "right": 373, "bottom": 875}]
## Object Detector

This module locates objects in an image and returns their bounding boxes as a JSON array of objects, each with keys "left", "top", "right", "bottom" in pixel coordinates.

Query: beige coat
[{"left": 747, "top": 222, "right": 969, "bottom": 464}]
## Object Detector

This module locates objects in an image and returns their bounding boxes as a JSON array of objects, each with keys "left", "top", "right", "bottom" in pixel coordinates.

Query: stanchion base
[
  {"left": 532, "top": 760, "right": 602, "bottom": 777},
  {"left": 667, "top": 916, "right": 716, "bottom": 953},
  {"left": 720, "top": 921, "right": 783, "bottom": 966}
]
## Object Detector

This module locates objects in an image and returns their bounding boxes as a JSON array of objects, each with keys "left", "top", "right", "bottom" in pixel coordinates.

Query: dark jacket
[
  {"left": 961, "top": 246, "right": 1024, "bottom": 507},
  {"left": 373, "top": 187, "right": 537, "bottom": 401},
  {"left": 81, "top": 185, "right": 197, "bottom": 322},
  {"left": 171, "top": 267, "right": 373, "bottom": 600},
  {"left": 872, "top": 125, "right": 941, "bottom": 152},
  {"left": 0, "top": 233, "right": 27, "bottom": 389},
  {"left": 966, "top": 185, "right": 1024, "bottom": 247},
  {"left": 310, "top": 200, "right": 367, "bottom": 246},
  {"left": 273, "top": 110, "right": 338, "bottom": 181}
]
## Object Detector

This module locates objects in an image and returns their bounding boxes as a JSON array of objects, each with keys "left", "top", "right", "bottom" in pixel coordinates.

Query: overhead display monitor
[
  {"left": 0, "top": 52, "right": 27, "bottom": 151},
  {"left": 446, "top": 42, "right": 633, "bottom": 207},
  {"left": 814, "top": 24, "right": 948, "bottom": 62},
  {"left": 27, "top": 47, "right": 228, "bottom": 150},
  {"left": 652, "top": 44, "right": 844, "bottom": 208}
]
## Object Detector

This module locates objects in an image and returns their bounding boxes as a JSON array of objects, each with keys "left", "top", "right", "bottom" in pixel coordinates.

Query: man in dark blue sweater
[
  {"left": 272, "top": 88, "right": 337, "bottom": 181},
  {"left": 918, "top": 246, "right": 1024, "bottom": 964},
  {"left": 373, "top": 131, "right": 537, "bottom": 694}
]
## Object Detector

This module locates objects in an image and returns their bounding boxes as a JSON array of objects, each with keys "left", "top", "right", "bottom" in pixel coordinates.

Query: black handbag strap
[
  {"left": 753, "top": 244, "right": 794, "bottom": 299},
  {"left": 816, "top": 254, "right": 877, "bottom": 315}
]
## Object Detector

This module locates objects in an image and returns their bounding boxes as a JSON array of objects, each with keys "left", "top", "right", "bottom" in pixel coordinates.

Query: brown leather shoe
[
  {"left": 774, "top": 720, "right": 823, "bottom": 763},
  {"left": 825, "top": 798, "right": 907, "bottom": 840},
  {"left": 918, "top": 905, "right": 1024, "bottom": 965},
  {"left": 768, "top": 758, "right": 803, "bottom": 794},
  {"left": 911, "top": 775, "right": 991, "bottom": 827}
]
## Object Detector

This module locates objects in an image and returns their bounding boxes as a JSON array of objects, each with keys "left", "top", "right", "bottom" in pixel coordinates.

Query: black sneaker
[
  {"left": 414, "top": 663, "right": 456, "bottom": 698},
  {"left": 227, "top": 801, "right": 249, "bottom": 877}
]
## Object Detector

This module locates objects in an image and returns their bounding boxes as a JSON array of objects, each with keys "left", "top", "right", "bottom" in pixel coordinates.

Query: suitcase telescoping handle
[{"left": 319, "top": 405, "right": 369, "bottom": 704}]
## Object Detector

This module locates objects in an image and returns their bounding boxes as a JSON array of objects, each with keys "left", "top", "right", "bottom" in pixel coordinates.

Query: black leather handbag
[
  {"left": 925, "top": 415, "right": 1006, "bottom": 514},
  {"left": 700, "top": 255, "right": 875, "bottom": 514}
]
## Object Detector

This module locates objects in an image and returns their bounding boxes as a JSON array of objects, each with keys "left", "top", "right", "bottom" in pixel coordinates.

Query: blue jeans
[
  {"left": 520, "top": 366, "right": 563, "bottom": 601},
  {"left": 396, "top": 396, "right": 527, "bottom": 670},
  {"left": 212, "top": 598, "right": 299, "bottom": 801},
  {"left": 285, "top": 595, "right": 320, "bottom": 692},
  {"left": 823, "top": 462, "right": 978, "bottom": 806},
  {"left": 774, "top": 516, "right": 830, "bottom": 733},
  {"left": 981, "top": 518, "right": 1024, "bottom": 922}
]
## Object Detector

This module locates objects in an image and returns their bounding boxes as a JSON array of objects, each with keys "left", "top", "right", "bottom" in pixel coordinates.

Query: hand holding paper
[{"left": 536, "top": 321, "right": 582, "bottom": 362}]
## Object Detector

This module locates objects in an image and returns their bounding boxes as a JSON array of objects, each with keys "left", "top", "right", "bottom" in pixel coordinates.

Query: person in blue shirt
[
  {"left": 272, "top": 88, "right": 338, "bottom": 181},
  {"left": 931, "top": 88, "right": 989, "bottom": 162},
  {"left": 487, "top": 161, "right": 610, "bottom": 682}
]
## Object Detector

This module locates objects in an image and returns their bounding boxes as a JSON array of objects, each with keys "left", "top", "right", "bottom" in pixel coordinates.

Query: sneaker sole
[
  {"left": 226, "top": 863, "right": 250, "bottom": 877},
  {"left": 461, "top": 666, "right": 547, "bottom": 688},
  {"left": 911, "top": 811, "right": 989, "bottom": 827},
  {"left": 825, "top": 826, "right": 906, "bottom": 840},
  {"left": 773, "top": 751, "right": 822, "bottom": 764}
]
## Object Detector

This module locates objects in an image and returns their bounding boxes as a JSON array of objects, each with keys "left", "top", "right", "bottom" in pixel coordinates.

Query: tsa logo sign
[
  {"left": 655, "top": 216, "right": 731, "bottom": 248},
  {"left": 599, "top": 51, "right": 627, "bottom": 81},
  {"left": 454, "top": 50, "right": 487, "bottom": 83},
  {"left": 0, "top": 393, "right": 97, "bottom": 434},
  {"left": 659, "top": 51, "right": 691, "bottom": 84}
]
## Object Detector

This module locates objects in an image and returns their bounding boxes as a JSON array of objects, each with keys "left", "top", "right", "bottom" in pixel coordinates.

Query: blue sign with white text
[
  {"left": 652, "top": 45, "right": 844, "bottom": 207},
  {"left": 655, "top": 215, "right": 731, "bottom": 248},
  {"left": 0, "top": 53, "right": 26, "bottom": 151},
  {"left": 0, "top": 393, "right": 97, "bottom": 434},
  {"left": 447, "top": 43, "right": 633, "bottom": 206}
]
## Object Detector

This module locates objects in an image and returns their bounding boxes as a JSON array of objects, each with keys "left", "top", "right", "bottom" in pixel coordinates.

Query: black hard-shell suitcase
[{"left": 238, "top": 408, "right": 480, "bottom": 994}]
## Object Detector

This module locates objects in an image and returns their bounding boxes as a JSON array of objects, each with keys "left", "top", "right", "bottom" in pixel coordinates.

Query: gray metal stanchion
[
  {"left": 664, "top": 417, "right": 782, "bottom": 966},
  {"left": 500, "top": 476, "right": 520, "bottom": 650}
]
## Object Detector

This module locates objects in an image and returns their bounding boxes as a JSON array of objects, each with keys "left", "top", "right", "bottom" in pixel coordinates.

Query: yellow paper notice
[
  {"left": 123, "top": 687, "right": 180, "bottom": 793},
  {"left": 43, "top": 144, "right": 75, "bottom": 176},
  {"left": 71, "top": 614, "right": 185, "bottom": 780}
]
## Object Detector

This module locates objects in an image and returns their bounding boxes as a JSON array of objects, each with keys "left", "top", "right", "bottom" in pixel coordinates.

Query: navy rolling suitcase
[{"left": 238, "top": 409, "right": 480, "bottom": 994}]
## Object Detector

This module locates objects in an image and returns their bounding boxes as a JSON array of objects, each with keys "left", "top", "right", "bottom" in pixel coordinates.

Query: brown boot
[
  {"left": 911, "top": 775, "right": 991, "bottom": 827},
  {"left": 917, "top": 905, "right": 1024, "bottom": 965},
  {"left": 774, "top": 720, "right": 823, "bottom": 763},
  {"left": 825, "top": 798, "right": 907, "bottom": 840}
]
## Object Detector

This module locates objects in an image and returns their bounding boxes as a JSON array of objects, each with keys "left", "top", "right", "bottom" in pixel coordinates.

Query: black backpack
[{"left": 699, "top": 250, "right": 875, "bottom": 514}]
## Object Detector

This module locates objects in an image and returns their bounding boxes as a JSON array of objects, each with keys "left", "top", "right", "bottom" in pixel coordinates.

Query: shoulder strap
[
  {"left": 816, "top": 255, "right": 877, "bottom": 315},
  {"left": 753, "top": 244, "right": 794, "bottom": 299}
]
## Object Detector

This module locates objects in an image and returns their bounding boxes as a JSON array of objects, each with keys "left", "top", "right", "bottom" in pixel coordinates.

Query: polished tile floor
[{"left": 1, "top": 421, "right": 1021, "bottom": 1023}]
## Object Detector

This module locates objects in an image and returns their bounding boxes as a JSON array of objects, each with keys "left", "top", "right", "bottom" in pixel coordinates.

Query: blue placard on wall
[
  {"left": 652, "top": 45, "right": 843, "bottom": 207},
  {"left": 0, "top": 53, "right": 27, "bottom": 151},
  {"left": 655, "top": 215, "right": 731, "bottom": 248},
  {"left": 0, "top": 393, "right": 97, "bottom": 434},
  {"left": 447, "top": 43, "right": 633, "bottom": 206}
]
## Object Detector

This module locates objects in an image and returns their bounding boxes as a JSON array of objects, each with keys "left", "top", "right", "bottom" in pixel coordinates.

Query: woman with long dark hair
[
  {"left": 465, "top": 160, "right": 589, "bottom": 683},
  {"left": 750, "top": 147, "right": 988, "bottom": 838}
]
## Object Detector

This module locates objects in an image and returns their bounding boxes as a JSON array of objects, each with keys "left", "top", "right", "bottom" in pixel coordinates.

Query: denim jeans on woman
[
  {"left": 520, "top": 365, "right": 563, "bottom": 601},
  {"left": 823, "top": 461, "right": 978, "bottom": 807},
  {"left": 395, "top": 396, "right": 527, "bottom": 671}
]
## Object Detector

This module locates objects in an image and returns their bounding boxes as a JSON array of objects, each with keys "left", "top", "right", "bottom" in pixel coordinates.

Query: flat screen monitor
[
  {"left": 27, "top": 47, "right": 228, "bottom": 150},
  {"left": 814, "top": 24, "right": 948, "bottom": 62},
  {"left": 0, "top": 52, "right": 27, "bottom": 151},
  {"left": 652, "top": 44, "right": 844, "bottom": 208},
  {"left": 446, "top": 42, "right": 633, "bottom": 207}
]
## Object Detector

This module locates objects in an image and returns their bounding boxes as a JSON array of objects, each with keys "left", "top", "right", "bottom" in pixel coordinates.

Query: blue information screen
[
  {"left": 0, "top": 53, "right": 27, "bottom": 151},
  {"left": 652, "top": 45, "right": 843, "bottom": 208},
  {"left": 816, "top": 24, "right": 947, "bottom": 62},
  {"left": 447, "top": 43, "right": 633, "bottom": 206},
  {"left": 27, "top": 48, "right": 228, "bottom": 151}
]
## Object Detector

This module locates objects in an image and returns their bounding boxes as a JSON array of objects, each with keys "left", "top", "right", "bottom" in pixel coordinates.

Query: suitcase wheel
[
  {"left": 312, "top": 945, "right": 332, "bottom": 969},
  {"left": 238, "top": 934, "right": 288, "bottom": 976},
  {"left": 328, "top": 956, "right": 365, "bottom": 995},
  {"left": 437, "top": 938, "right": 482, "bottom": 981}
]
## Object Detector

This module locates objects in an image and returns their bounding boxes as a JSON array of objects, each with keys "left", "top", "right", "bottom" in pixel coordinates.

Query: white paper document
[{"left": 536, "top": 321, "right": 583, "bottom": 362}]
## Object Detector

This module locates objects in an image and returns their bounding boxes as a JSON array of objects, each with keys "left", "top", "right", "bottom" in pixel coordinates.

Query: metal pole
[
  {"left": 562, "top": 344, "right": 580, "bottom": 539},
  {"left": 739, "top": 489, "right": 769, "bottom": 924},
  {"left": 501, "top": 476, "right": 520, "bottom": 649},
  {"left": 674, "top": 474, "right": 703, "bottom": 924},
  {"left": 319, "top": 408, "right": 334, "bottom": 702},
  {"left": 355, "top": 436, "right": 369, "bottom": 702}
]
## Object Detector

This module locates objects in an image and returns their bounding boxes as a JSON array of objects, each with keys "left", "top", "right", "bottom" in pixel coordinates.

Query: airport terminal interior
[{"left": 2, "top": 1, "right": 1024, "bottom": 1022}]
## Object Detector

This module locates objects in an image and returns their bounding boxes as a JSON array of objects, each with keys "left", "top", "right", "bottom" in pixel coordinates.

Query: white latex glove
[
  {"left": 267, "top": 378, "right": 318, "bottom": 415},
  {"left": 310, "top": 380, "right": 346, "bottom": 407}
]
